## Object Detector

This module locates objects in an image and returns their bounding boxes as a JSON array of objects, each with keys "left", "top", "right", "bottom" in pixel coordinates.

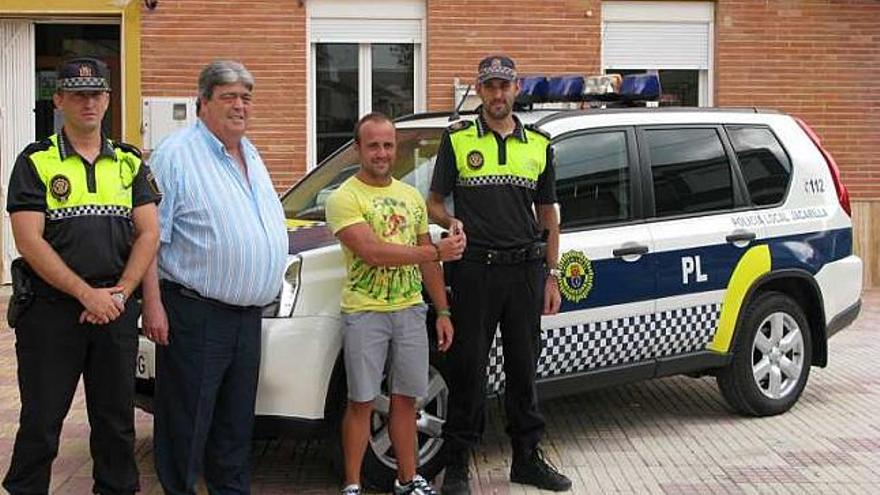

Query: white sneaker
[
  {"left": 341, "top": 484, "right": 361, "bottom": 495},
  {"left": 394, "top": 474, "right": 437, "bottom": 495}
]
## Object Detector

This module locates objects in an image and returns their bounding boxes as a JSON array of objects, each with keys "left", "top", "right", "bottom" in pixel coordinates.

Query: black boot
[
  {"left": 510, "top": 447, "right": 572, "bottom": 492},
  {"left": 441, "top": 464, "right": 470, "bottom": 495}
]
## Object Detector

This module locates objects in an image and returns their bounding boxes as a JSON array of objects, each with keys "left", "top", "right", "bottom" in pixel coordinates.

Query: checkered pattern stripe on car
[
  {"left": 47, "top": 205, "right": 132, "bottom": 221},
  {"left": 458, "top": 175, "right": 537, "bottom": 190},
  {"left": 484, "top": 302, "right": 722, "bottom": 394},
  {"left": 653, "top": 305, "right": 722, "bottom": 357}
]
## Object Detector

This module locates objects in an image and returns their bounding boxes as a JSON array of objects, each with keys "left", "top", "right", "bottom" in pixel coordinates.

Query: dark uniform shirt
[
  {"left": 6, "top": 131, "right": 161, "bottom": 282},
  {"left": 430, "top": 111, "right": 556, "bottom": 249}
]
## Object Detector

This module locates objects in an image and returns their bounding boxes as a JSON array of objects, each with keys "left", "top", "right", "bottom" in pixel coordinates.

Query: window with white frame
[
  {"left": 602, "top": 1, "right": 714, "bottom": 107},
  {"left": 309, "top": 0, "right": 425, "bottom": 166}
]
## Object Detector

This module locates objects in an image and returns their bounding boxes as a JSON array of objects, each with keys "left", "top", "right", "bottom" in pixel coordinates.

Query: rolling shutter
[
  {"left": 602, "top": 1, "right": 713, "bottom": 70},
  {"left": 603, "top": 22, "right": 710, "bottom": 70}
]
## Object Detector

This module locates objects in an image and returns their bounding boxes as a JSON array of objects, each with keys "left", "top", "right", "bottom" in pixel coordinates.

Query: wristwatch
[
  {"left": 112, "top": 292, "right": 127, "bottom": 305},
  {"left": 547, "top": 268, "right": 563, "bottom": 278}
]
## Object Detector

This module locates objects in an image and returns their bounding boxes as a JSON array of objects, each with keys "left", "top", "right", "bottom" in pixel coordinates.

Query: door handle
[
  {"left": 613, "top": 244, "right": 649, "bottom": 258},
  {"left": 726, "top": 231, "right": 757, "bottom": 244}
]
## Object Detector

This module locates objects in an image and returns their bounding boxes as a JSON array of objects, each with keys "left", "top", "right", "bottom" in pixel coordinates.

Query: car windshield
[{"left": 281, "top": 128, "right": 444, "bottom": 222}]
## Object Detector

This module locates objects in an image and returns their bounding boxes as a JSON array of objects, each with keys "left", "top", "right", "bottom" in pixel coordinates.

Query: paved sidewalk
[{"left": 0, "top": 291, "right": 879, "bottom": 494}]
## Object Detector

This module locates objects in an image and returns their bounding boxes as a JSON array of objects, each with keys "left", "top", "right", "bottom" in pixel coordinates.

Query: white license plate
[{"left": 136, "top": 338, "right": 155, "bottom": 379}]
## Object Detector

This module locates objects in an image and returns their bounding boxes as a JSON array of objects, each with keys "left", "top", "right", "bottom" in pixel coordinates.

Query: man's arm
[
  {"left": 138, "top": 148, "right": 174, "bottom": 345},
  {"left": 11, "top": 211, "right": 123, "bottom": 323},
  {"left": 116, "top": 203, "right": 160, "bottom": 299},
  {"left": 141, "top": 256, "right": 169, "bottom": 345},
  {"left": 417, "top": 233, "right": 453, "bottom": 352},
  {"left": 336, "top": 222, "right": 464, "bottom": 267},
  {"left": 427, "top": 132, "right": 465, "bottom": 235},
  {"left": 537, "top": 203, "right": 561, "bottom": 315},
  {"left": 426, "top": 192, "right": 463, "bottom": 234}
]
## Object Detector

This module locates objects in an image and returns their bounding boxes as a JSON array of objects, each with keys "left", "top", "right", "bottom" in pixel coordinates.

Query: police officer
[
  {"left": 427, "top": 55, "right": 571, "bottom": 494},
  {"left": 3, "top": 57, "right": 161, "bottom": 495}
]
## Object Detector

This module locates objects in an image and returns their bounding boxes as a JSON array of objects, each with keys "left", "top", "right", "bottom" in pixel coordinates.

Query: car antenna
[{"left": 449, "top": 84, "right": 472, "bottom": 121}]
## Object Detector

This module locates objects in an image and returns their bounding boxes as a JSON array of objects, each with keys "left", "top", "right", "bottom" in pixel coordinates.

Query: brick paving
[{"left": 1, "top": 291, "right": 879, "bottom": 494}]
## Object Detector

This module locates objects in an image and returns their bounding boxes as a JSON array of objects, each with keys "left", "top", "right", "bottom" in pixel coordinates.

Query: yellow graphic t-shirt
[{"left": 325, "top": 175, "right": 429, "bottom": 313}]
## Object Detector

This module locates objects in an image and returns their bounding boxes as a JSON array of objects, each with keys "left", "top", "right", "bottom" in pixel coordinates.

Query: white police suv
[{"left": 135, "top": 75, "right": 863, "bottom": 488}]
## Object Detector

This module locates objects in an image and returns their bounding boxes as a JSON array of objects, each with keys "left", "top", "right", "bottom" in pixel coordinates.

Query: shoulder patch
[
  {"left": 21, "top": 138, "right": 53, "bottom": 156},
  {"left": 447, "top": 120, "right": 473, "bottom": 133},
  {"left": 525, "top": 124, "right": 551, "bottom": 140},
  {"left": 113, "top": 141, "right": 143, "bottom": 159}
]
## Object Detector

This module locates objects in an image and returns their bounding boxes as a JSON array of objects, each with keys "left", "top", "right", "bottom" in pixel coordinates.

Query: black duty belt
[
  {"left": 160, "top": 280, "right": 261, "bottom": 312},
  {"left": 461, "top": 242, "right": 546, "bottom": 265},
  {"left": 31, "top": 273, "right": 120, "bottom": 299}
]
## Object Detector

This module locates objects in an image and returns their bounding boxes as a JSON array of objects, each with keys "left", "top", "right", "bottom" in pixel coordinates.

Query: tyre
[
  {"left": 356, "top": 355, "right": 450, "bottom": 491},
  {"left": 716, "top": 291, "right": 812, "bottom": 416}
]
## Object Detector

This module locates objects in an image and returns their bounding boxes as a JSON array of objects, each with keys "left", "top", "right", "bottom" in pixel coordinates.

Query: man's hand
[
  {"left": 435, "top": 230, "right": 465, "bottom": 262},
  {"left": 543, "top": 276, "right": 561, "bottom": 315},
  {"left": 142, "top": 297, "right": 170, "bottom": 346},
  {"left": 77, "top": 286, "right": 125, "bottom": 324},
  {"left": 79, "top": 290, "right": 127, "bottom": 325},
  {"left": 436, "top": 315, "right": 454, "bottom": 352},
  {"left": 448, "top": 217, "right": 467, "bottom": 244}
]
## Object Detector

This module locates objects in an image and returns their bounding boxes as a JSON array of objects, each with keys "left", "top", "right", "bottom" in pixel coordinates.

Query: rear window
[{"left": 726, "top": 126, "right": 791, "bottom": 206}]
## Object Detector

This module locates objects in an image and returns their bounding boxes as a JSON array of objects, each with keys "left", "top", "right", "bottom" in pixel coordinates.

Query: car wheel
[
  {"left": 717, "top": 291, "right": 812, "bottom": 416},
  {"left": 360, "top": 358, "right": 449, "bottom": 490}
]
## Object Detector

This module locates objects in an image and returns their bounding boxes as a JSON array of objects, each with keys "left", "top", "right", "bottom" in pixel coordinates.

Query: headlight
[{"left": 262, "top": 256, "right": 302, "bottom": 318}]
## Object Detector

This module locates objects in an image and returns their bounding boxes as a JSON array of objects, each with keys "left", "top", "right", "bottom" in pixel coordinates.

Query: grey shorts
[{"left": 341, "top": 304, "right": 429, "bottom": 402}]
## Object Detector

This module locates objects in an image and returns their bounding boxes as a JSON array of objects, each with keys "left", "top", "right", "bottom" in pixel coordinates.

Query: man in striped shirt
[{"left": 141, "top": 60, "right": 288, "bottom": 494}]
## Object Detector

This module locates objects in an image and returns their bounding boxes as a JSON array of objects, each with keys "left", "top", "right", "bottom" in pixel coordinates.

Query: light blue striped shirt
[{"left": 150, "top": 119, "right": 288, "bottom": 306}]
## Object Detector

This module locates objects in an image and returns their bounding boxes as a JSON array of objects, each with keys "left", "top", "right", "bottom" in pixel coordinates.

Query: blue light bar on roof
[
  {"left": 620, "top": 73, "right": 661, "bottom": 100},
  {"left": 517, "top": 75, "right": 549, "bottom": 103},
  {"left": 547, "top": 75, "right": 585, "bottom": 102}
]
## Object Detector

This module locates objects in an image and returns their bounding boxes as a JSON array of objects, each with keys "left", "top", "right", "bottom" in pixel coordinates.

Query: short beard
[{"left": 484, "top": 102, "right": 512, "bottom": 120}]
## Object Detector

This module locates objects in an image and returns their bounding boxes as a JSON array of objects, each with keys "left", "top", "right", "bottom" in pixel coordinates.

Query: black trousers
[
  {"left": 3, "top": 296, "right": 140, "bottom": 495},
  {"left": 443, "top": 259, "right": 546, "bottom": 464},
  {"left": 153, "top": 284, "right": 261, "bottom": 495}
]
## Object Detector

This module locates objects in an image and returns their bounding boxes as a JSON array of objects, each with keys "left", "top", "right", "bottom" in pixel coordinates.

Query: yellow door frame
[{"left": 1, "top": 0, "right": 141, "bottom": 146}]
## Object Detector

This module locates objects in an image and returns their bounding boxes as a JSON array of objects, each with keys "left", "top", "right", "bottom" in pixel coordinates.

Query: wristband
[
  {"left": 436, "top": 308, "right": 452, "bottom": 318},
  {"left": 547, "top": 268, "right": 563, "bottom": 278}
]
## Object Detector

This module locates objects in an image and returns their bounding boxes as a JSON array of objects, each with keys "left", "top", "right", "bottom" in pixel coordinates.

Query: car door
[
  {"left": 638, "top": 125, "right": 766, "bottom": 365},
  {"left": 526, "top": 126, "right": 659, "bottom": 391}
]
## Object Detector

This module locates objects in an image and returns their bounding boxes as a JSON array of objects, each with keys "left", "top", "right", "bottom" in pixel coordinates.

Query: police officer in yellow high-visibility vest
[
  {"left": 428, "top": 55, "right": 571, "bottom": 494},
  {"left": 3, "top": 58, "right": 161, "bottom": 495}
]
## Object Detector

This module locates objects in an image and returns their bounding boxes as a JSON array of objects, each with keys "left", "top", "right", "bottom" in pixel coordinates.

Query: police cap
[
  {"left": 477, "top": 55, "right": 517, "bottom": 84},
  {"left": 56, "top": 57, "right": 111, "bottom": 92}
]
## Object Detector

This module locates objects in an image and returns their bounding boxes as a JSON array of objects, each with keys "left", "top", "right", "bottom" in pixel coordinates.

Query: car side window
[
  {"left": 553, "top": 130, "right": 630, "bottom": 228},
  {"left": 646, "top": 128, "right": 734, "bottom": 217},
  {"left": 726, "top": 126, "right": 792, "bottom": 206}
]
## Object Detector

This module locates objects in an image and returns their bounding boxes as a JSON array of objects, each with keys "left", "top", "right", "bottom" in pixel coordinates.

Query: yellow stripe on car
[
  {"left": 708, "top": 244, "right": 772, "bottom": 353},
  {"left": 286, "top": 219, "right": 321, "bottom": 230}
]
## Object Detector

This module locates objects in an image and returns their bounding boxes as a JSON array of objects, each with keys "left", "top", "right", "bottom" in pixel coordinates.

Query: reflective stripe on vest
[
  {"left": 449, "top": 125, "right": 549, "bottom": 189},
  {"left": 29, "top": 134, "right": 141, "bottom": 220}
]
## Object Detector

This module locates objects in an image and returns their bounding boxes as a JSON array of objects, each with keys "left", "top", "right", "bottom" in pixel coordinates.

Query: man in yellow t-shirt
[{"left": 326, "top": 112, "right": 465, "bottom": 495}]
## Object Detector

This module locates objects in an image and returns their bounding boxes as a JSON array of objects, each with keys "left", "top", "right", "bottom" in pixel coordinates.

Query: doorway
[{"left": 35, "top": 23, "right": 121, "bottom": 141}]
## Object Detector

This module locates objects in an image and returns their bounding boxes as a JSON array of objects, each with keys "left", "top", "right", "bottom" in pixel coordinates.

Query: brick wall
[
  {"left": 140, "top": 1, "right": 308, "bottom": 191},
  {"left": 426, "top": 0, "right": 602, "bottom": 111},
  {"left": 138, "top": 0, "right": 878, "bottom": 200},
  {"left": 715, "top": 0, "right": 880, "bottom": 200}
]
